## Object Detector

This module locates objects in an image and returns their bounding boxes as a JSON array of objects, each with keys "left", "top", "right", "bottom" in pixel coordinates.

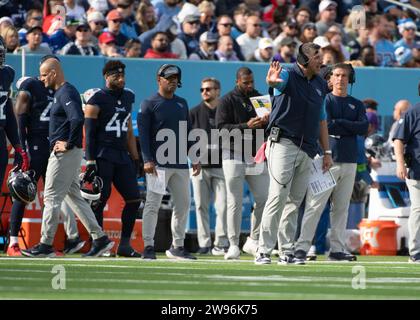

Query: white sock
[{"left": 9, "top": 237, "right": 19, "bottom": 246}]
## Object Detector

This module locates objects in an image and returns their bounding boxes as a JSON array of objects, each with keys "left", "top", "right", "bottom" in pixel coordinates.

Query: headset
[
  {"left": 296, "top": 44, "right": 310, "bottom": 67},
  {"left": 157, "top": 64, "right": 182, "bottom": 88}
]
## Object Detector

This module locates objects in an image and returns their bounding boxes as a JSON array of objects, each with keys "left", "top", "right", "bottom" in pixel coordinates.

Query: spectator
[
  {"left": 231, "top": 4, "right": 250, "bottom": 39},
  {"left": 273, "top": 18, "right": 299, "bottom": 51},
  {"left": 189, "top": 31, "right": 219, "bottom": 60},
  {"left": 324, "top": 30, "right": 350, "bottom": 60},
  {"left": 43, "top": 0, "right": 65, "bottom": 35},
  {"left": 368, "top": 15, "right": 396, "bottom": 66},
  {"left": 0, "top": 25, "right": 20, "bottom": 53},
  {"left": 387, "top": 99, "right": 411, "bottom": 145},
  {"left": 116, "top": 0, "right": 138, "bottom": 39},
  {"left": 64, "top": 0, "right": 86, "bottom": 20},
  {"left": 321, "top": 45, "right": 344, "bottom": 65},
  {"left": 106, "top": 9, "right": 130, "bottom": 50},
  {"left": 177, "top": 7, "right": 201, "bottom": 57},
  {"left": 144, "top": 31, "right": 178, "bottom": 59},
  {"left": 215, "top": 35, "right": 239, "bottom": 61},
  {"left": 360, "top": 44, "right": 378, "bottom": 66},
  {"left": 249, "top": 37, "right": 274, "bottom": 63},
  {"left": 265, "top": 0, "right": 290, "bottom": 25},
  {"left": 215, "top": 0, "right": 243, "bottom": 17},
  {"left": 363, "top": 98, "right": 379, "bottom": 114},
  {"left": 60, "top": 23, "right": 99, "bottom": 56},
  {"left": 363, "top": 0, "right": 379, "bottom": 19},
  {"left": 294, "top": 6, "right": 312, "bottom": 28},
  {"left": 18, "top": 8, "right": 50, "bottom": 46},
  {"left": 124, "top": 38, "right": 142, "bottom": 57},
  {"left": 273, "top": 36, "right": 296, "bottom": 63},
  {"left": 0, "top": 17, "right": 13, "bottom": 34},
  {"left": 87, "top": 11, "right": 106, "bottom": 47},
  {"left": 49, "top": 16, "right": 79, "bottom": 53},
  {"left": 299, "top": 22, "right": 318, "bottom": 44},
  {"left": 138, "top": 13, "right": 187, "bottom": 59},
  {"left": 395, "top": 46, "right": 416, "bottom": 68},
  {"left": 236, "top": 15, "right": 262, "bottom": 61},
  {"left": 0, "top": 0, "right": 42, "bottom": 29},
  {"left": 98, "top": 31, "right": 122, "bottom": 57},
  {"left": 316, "top": 0, "right": 339, "bottom": 37},
  {"left": 198, "top": 0, "right": 216, "bottom": 35},
  {"left": 346, "top": 23, "right": 371, "bottom": 61},
  {"left": 216, "top": 15, "right": 244, "bottom": 61},
  {"left": 154, "top": 0, "right": 182, "bottom": 21},
  {"left": 16, "top": 26, "right": 52, "bottom": 55},
  {"left": 135, "top": 2, "right": 157, "bottom": 35},
  {"left": 395, "top": 20, "right": 417, "bottom": 50}
]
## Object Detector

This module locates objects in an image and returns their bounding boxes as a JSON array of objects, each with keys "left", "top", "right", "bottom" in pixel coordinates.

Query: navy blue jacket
[
  {"left": 138, "top": 93, "right": 192, "bottom": 169},
  {"left": 49, "top": 82, "right": 84, "bottom": 150},
  {"left": 393, "top": 103, "right": 420, "bottom": 179},
  {"left": 326, "top": 94, "right": 368, "bottom": 163},
  {"left": 268, "top": 63, "right": 329, "bottom": 158}
]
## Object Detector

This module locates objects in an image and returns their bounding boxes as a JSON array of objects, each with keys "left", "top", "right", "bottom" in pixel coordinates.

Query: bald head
[
  {"left": 39, "top": 57, "right": 64, "bottom": 89},
  {"left": 393, "top": 100, "right": 411, "bottom": 121}
]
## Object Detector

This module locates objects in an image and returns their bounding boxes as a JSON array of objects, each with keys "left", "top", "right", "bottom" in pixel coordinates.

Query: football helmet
[
  {"left": 79, "top": 173, "right": 103, "bottom": 201},
  {"left": 7, "top": 167, "right": 37, "bottom": 204}
]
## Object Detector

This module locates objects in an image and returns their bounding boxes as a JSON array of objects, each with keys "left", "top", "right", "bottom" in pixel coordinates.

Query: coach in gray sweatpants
[
  {"left": 255, "top": 44, "right": 332, "bottom": 265},
  {"left": 138, "top": 64, "right": 200, "bottom": 260},
  {"left": 394, "top": 98, "right": 420, "bottom": 263},
  {"left": 295, "top": 63, "right": 368, "bottom": 262}
]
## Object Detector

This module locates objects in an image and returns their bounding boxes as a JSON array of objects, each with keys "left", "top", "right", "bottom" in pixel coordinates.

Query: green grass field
[{"left": 0, "top": 254, "right": 419, "bottom": 300}]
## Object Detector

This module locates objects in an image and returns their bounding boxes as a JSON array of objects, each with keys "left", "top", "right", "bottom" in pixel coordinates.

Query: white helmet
[{"left": 79, "top": 174, "right": 103, "bottom": 201}]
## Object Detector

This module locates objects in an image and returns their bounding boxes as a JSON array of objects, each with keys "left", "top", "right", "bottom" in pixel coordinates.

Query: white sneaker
[
  {"left": 224, "top": 245, "right": 240, "bottom": 260},
  {"left": 242, "top": 237, "right": 258, "bottom": 256},
  {"left": 212, "top": 246, "right": 227, "bottom": 256},
  {"left": 306, "top": 245, "right": 317, "bottom": 261}
]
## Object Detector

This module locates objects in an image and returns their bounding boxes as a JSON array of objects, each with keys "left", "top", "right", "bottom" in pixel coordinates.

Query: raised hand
[{"left": 266, "top": 61, "right": 283, "bottom": 87}]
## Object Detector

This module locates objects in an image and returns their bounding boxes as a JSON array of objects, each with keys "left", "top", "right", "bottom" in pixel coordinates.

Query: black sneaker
[
  {"left": 328, "top": 252, "right": 357, "bottom": 261},
  {"left": 409, "top": 254, "right": 420, "bottom": 263},
  {"left": 166, "top": 246, "right": 197, "bottom": 260},
  {"left": 82, "top": 236, "right": 115, "bottom": 257},
  {"left": 196, "top": 247, "right": 211, "bottom": 255},
  {"left": 117, "top": 246, "right": 142, "bottom": 258},
  {"left": 142, "top": 245, "right": 156, "bottom": 260},
  {"left": 293, "top": 250, "right": 306, "bottom": 265},
  {"left": 278, "top": 253, "right": 295, "bottom": 265},
  {"left": 63, "top": 237, "right": 86, "bottom": 255},
  {"left": 21, "top": 243, "right": 55, "bottom": 258}
]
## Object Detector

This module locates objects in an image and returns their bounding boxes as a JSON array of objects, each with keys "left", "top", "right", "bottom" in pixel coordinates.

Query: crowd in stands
[{"left": 0, "top": 0, "right": 418, "bottom": 68}]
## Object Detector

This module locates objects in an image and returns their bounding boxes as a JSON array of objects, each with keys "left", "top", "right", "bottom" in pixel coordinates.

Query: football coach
[{"left": 255, "top": 42, "right": 333, "bottom": 265}]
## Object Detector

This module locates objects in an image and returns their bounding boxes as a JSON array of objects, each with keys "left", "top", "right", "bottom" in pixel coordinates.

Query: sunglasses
[
  {"left": 326, "top": 7, "right": 336, "bottom": 11},
  {"left": 92, "top": 21, "right": 105, "bottom": 26},
  {"left": 77, "top": 28, "right": 90, "bottom": 32},
  {"left": 200, "top": 87, "right": 215, "bottom": 92},
  {"left": 253, "top": 24, "right": 262, "bottom": 27},
  {"left": 118, "top": 4, "right": 130, "bottom": 9},
  {"left": 32, "top": 16, "right": 43, "bottom": 21},
  {"left": 112, "top": 19, "right": 122, "bottom": 24},
  {"left": 219, "top": 23, "right": 232, "bottom": 27},
  {"left": 288, "top": 25, "right": 298, "bottom": 29},
  {"left": 187, "top": 20, "right": 200, "bottom": 25}
]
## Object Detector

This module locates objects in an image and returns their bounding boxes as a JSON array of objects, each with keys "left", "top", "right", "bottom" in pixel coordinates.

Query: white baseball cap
[
  {"left": 313, "top": 36, "right": 330, "bottom": 48},
  {"left": 319, "top": 0, "right": 337, "bottom": 13},
  {"left": 259, "top": 37, "right": 274, "bottom": 50}
]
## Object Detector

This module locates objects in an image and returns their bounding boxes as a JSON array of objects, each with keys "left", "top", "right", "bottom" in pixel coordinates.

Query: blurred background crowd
[{"left": 0, "top": 0, "right": 418, "bottom": 68}]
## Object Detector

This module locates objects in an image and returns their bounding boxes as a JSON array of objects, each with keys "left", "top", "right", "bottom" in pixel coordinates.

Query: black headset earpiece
[
  {"left": 297, "top": 44, "right": 310, "bottom": 67},
  {"left": 347, "top": 63, "right": 355, "bottom": 84}
]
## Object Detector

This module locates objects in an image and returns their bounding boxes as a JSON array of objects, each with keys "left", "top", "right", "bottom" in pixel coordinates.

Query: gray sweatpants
[
  {"left": 406, "top": 179, "right": 420, "bottom": 257},
  {"left": 142, "top": 168, "right": 190, "bottom": 248},
  {"left": 222, "top": 159, "right": 269, "bottom": 246},
  {"left": 258, "top": 139, "right": 312, "bottom": 255},
  {"left": 60, "top": 201, "right": 79, "bottom": 240},
  {"left": 40, "top": 149, "right": 105, "bottom": 245},
  {"left": 191, "top": 167, "right": 228, "bottom": 248},
  {"left": 295, "top": 162, "right": 357, "bottom": 253}
]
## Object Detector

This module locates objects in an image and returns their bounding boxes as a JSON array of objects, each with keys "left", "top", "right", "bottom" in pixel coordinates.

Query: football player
[{"left": 83, "top": 60, "right": 142, "bottom": 257}]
